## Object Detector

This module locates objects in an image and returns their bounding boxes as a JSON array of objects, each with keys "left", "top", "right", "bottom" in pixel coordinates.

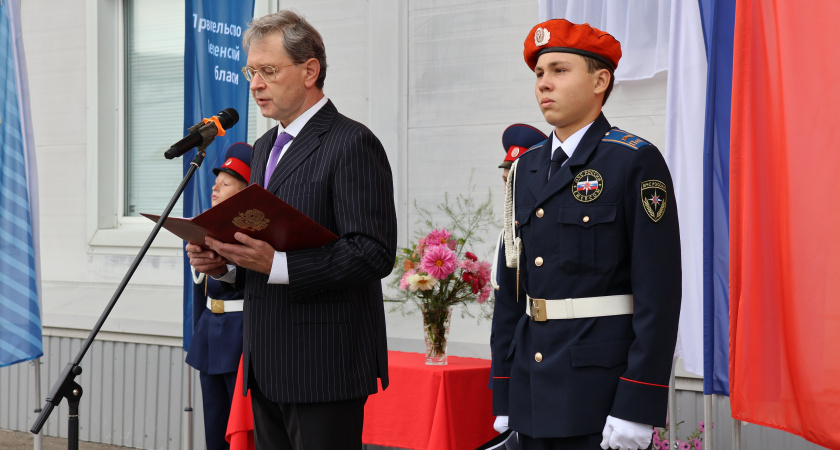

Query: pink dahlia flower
[
  {"left": 421, "top": 245, "right": 457, "bottom": 279},
  {"left": 426, "top": 229, "right": 451, "bottom": 246}
]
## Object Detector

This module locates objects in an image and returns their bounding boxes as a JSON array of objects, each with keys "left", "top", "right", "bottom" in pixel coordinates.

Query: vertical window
[
  {"left": 124, "top": 0, "right": 185, "bottom": 217},
  {"left": 123, "top": 1, "right": 259, "bottom": 218}
]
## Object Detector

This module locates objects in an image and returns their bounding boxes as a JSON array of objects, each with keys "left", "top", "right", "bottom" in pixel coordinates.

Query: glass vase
[{"left": 422, "top": 305, "right": 452, "bottom": 365}]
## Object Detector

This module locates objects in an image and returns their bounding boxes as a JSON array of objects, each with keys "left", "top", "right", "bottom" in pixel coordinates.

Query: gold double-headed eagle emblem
[{"left": 232, "top": 209, "right": 270, "bottom": 231}]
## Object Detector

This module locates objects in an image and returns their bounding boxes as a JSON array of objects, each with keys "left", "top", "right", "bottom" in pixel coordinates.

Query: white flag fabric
[
  {"left": 538, "top": 0, "right": 671, "bottom": 82},
  {"left": 663, "top": 0, "right": 707, "bottom": 376}
]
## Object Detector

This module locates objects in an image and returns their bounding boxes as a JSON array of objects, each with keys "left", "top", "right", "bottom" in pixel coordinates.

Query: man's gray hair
[{"left": 243, "top": 10, "right": 327, "bottom": 89}]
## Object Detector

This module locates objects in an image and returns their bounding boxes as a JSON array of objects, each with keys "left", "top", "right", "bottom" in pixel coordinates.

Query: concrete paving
[{"left": 0, "top": 429, "right": 127, "bottom": 449}]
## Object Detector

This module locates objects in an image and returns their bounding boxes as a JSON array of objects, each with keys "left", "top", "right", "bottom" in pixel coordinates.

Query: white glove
[
  {"left": 493, "top": 415, "right": 509, "bottom": 433},
  {"left": 600, "top": 415, "right": 653, "bottom": 450}
]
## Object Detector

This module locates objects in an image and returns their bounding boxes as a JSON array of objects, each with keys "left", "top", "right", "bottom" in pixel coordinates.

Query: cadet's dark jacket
[
  {"left": 492, "top": 113, "right": 681, "bottom": 438},
  {"left": 186, "top": 276, "right": 244, "bottom": 374}
]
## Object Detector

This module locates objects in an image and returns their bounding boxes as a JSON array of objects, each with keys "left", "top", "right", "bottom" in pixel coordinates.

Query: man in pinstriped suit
[{"left": 186, "top": 10, "right": 397, "bottom": 449}]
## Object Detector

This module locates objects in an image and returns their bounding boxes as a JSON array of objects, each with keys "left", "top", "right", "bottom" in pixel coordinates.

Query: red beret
[{"left": 523, "top": 19, "right": 621, "bottom": 72}]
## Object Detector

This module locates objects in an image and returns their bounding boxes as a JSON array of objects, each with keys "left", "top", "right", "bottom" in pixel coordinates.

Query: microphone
[{"left": 164, "top": 108, "right": 239, "bottom": 159}]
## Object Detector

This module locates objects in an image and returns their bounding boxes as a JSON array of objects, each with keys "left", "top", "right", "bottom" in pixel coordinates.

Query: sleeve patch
[
  {"left": 640, "top": 180, "right": 667, "bottom": 222},
  {"left": 602, "top": 128, "right": 651, "bottom": 150}
]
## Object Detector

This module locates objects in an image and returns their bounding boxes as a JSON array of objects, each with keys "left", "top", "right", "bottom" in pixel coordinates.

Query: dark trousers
[
  {"left": 199, "top": 371, "right": 238, "bottom": 450},
  {"left": 519, "top": 431, "right": 652, "bottom": 450},
  {"left": 249, "top": 375, "right": 367, "bottom": 450}
]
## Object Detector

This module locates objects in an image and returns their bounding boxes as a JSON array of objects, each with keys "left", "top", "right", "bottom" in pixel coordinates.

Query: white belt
[
  {"left": 206, "top": 298, "right": 244, "bottom": 314},
  {"left": 526, "top": 295, "right": 633, "bottom": 321}
]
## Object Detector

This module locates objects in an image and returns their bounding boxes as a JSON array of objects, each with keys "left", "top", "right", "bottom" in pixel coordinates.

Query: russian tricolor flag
[
  {"left": 576, "top": 179, "right": 598, "bottom": 192},
  {"left": 667, "top": 0, "right": 840, "bottom": 447}
]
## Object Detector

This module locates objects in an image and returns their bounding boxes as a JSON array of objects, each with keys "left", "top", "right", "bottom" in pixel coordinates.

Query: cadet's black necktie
[{"left": 549, "top": 147, "right": 568, "bottom": 180}]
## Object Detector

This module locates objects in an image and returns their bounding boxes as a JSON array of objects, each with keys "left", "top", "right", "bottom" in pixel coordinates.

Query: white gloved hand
[
  {"left": 600, "top": 415, "right": 653, "bottom": 450},
  {"left": 493, "top": 415, "right": 509, "bottom": 433}
]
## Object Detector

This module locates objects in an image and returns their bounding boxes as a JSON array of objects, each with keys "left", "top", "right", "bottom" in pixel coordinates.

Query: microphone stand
[{"left": 30, "top": 124, "right": 218, "bottom": 449}]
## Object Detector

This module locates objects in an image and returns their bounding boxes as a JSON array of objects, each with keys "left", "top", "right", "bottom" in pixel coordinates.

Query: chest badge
[
  {"left": 641, "top": 180, "right": 668, "bottom": 222},
  {"left": 572, "top": 169, "right": 604, "bottom": 202}
]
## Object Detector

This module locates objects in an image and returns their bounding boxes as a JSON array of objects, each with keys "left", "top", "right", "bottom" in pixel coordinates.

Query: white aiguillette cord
[{"left": 503, "top": 159, "right": 522, "bottom": 302}]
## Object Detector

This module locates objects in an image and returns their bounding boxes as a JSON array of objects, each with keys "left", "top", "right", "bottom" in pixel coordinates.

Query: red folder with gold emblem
[{"left": 142, "top": 184, "right": 338, "bottom": 251}]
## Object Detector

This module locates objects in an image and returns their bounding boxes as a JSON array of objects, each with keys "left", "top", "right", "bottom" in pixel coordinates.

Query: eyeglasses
[{"left": 241, "top": 63, "right": 299, "bottom": 82}]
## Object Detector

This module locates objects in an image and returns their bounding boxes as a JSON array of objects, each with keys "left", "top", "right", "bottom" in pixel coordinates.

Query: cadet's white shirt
[{"left": 551, "top": 120, "right": 594, "bottom": 164}]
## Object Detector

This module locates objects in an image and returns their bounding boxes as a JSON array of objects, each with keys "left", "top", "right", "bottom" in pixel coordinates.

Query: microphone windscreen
[{"left": 218, "top": 108, "right": 239, "bottom": 129}]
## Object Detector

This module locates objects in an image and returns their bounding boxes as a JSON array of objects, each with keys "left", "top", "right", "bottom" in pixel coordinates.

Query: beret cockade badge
[{"left": 534, "top": 27, "right": 550, "bottom": 46}]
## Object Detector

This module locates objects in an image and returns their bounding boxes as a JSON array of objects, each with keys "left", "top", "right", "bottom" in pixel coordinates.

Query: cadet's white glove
[
  {"left": 493, "top": 415, "right": 509, "bottom": 433},
  {"left": 600, "top": 415, "right": 653, "bottom": 450}
]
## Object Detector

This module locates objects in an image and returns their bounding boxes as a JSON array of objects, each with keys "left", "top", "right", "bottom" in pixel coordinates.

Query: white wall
[{"left": 20, "top": 0, "right": 670, "bottom": 358}]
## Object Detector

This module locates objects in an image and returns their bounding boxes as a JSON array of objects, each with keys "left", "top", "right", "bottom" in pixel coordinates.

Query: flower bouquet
[{"left": 390, "top": 186, "right": 496, "bottom": 365}]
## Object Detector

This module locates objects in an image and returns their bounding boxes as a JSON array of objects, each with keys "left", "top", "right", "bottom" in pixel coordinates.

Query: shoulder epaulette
[
  {"left": 528, "top": 139, "right": 547, "bottom": 151},
  {"left": 519, "top": 139, "right": 547, "bottom": 160},
  {"left": 602, "top": 128, "right": 651, "bottom": 150}
]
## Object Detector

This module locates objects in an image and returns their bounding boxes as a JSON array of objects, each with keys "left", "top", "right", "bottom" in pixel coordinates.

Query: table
[
  {"left": 225, "top": 351, "right": 496, "bottom": 450},
  {"left": 362, "top": 351, "right": 496, "bottom": 450}
]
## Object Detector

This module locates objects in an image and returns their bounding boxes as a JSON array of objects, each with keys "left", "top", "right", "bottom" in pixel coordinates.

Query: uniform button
[
  {"left": 535, "top": 257, "right": 544, "bottom": 266},
  {"left": 583, "top": 216, "right": 590, "bottom": 223},
  {"left": 536, "top": 208, "right": 544, "bottom": 218},
  {"left": 535, "top": 352, "right": 543, "bottom": 362}
]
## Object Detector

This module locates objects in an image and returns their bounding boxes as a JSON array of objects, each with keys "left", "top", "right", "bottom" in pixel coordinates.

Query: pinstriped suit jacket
[{"left": 240, "top": 100, "right": 397, "bottom": 403}]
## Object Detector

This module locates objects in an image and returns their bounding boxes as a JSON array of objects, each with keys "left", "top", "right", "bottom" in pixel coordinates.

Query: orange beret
[{"left": 523, "top": 19, "right": 621, "bottom": 72}]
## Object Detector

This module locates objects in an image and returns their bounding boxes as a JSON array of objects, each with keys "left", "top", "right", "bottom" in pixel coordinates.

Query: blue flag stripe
[
  {"left": 0, "top": 201, "right": 35, "bottom": 233},
  {"left": 0, "top": 315, "right": 42, "bottom": 348},
  {"left": 0, "top": 340, "right": 33, "bottom": 362},
  {"left": 0, "top": 170, "right": 30, "bottom": 198},
  {"left": 698, "top": 0, "right": 735, "bottom": 396},
  {"left": 0, "top": 253, "right": 36, "bottom": 286},
  {"left": 0, "top": 273, "right": 39, "bottom": 310},
  {"left": 0, "top": 221, "right": 34, "bottom": 255}
]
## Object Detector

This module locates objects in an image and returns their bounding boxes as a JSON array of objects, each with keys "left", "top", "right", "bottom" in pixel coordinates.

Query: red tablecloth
[
  {"left": 362, "top": 351, "right": 496, "bottom": 450},
  {"left": 225, "top": 351, "right": 495, "bottom": 450}
]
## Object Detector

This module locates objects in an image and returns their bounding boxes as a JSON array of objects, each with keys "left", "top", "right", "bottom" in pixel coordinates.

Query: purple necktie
[{"left": 264, "top": 131, "right": 293, "bottom": 186}]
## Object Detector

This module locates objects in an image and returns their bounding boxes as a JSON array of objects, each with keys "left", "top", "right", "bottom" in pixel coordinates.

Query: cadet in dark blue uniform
[
  {"left": 186, "top": 143, "right": 252, "bottom": 450},
  {"left": 491, "top": 19, "right": 681, "bottom": 450},
  {"left": 490, "top": 124, "right": 546, "bottom": 435}
]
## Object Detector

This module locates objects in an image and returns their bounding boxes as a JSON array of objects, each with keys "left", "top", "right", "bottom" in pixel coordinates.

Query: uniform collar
[{"left": 551, "top": 120, "right": 594, "bottom": 162}]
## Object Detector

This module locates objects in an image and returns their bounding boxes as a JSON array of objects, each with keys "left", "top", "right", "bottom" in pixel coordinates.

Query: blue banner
[
  {"left": 182, "top": 1, "right": 254, "bottom": 348},
  {"left": 0, "top": 0, "right": 43, "bottom": 367},
  {"left": 698, "top": 0, "right": 735, "bottom": 396}
]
